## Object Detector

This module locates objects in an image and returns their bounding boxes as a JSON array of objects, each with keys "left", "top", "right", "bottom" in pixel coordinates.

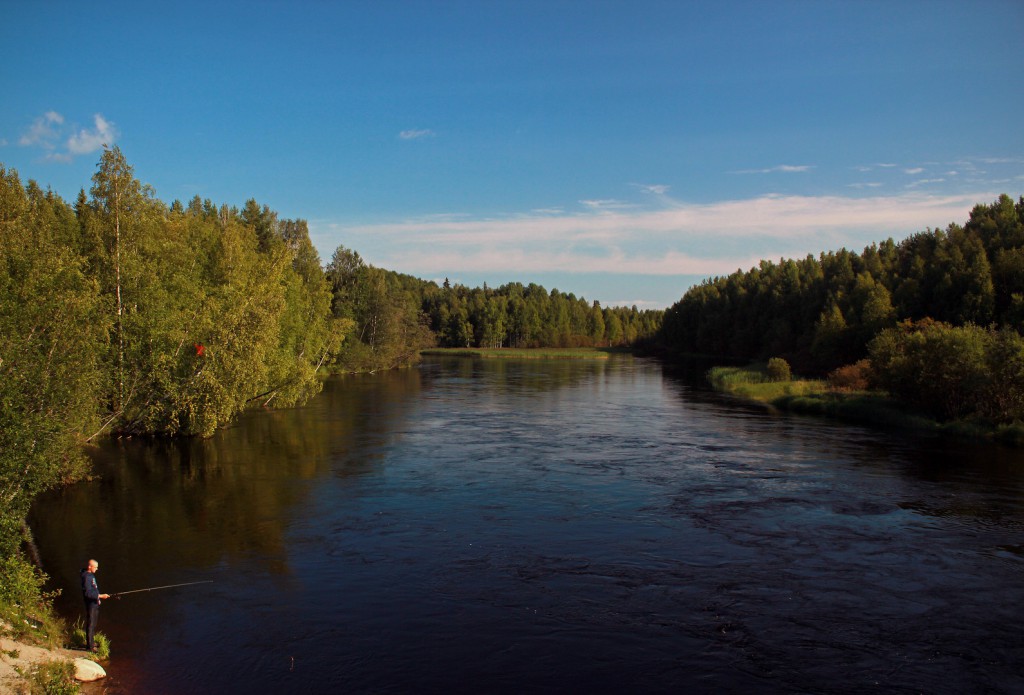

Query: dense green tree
[
  {"left": 0, "top": 166, "right": 105, "bottom": 554},
  {"left": 869, "top": 320, "right": 991, "bottom": 421}
]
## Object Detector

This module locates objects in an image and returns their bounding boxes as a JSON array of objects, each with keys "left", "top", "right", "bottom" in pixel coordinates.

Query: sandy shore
[{"left": 0, "top": 632, "right": 97, "bottom": 694}]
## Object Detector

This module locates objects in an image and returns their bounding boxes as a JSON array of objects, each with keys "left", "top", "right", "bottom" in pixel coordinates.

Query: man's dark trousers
[{"left": 84, "top": 601, "right": 99, "bottom": 650}]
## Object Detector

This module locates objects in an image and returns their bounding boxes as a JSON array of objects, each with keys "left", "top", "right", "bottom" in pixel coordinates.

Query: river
[{"left": 29, "top": 355, "right": 1024, "bottom": 693}]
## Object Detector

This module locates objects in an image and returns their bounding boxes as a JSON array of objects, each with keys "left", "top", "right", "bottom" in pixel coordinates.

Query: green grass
[
  {"left": 0, "top": 554, "right": 66, "bottom": 649},
  {"left": 707, "top": 365, "right": 827, "bottom": 401},
  {"left": 18, "top": 658, "right": 79, "bottom": 695},
  {"left": 421, "top": 347, "right": 612, "bottom": 359},
  {"left": 708, "top": 363, "right": 938, "bottom": 430},
  {"left": 70, "top": 625, "right": 110, "bottom": 660}
]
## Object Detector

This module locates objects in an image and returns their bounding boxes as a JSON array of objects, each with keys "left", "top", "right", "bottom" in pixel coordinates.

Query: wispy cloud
[
  {"left": 634, "top": 183, "right": 670, "bottom": 195},
  {"left": 19, "top": 111, "right": 64, "bottom": 148},
  {"left": 907, "top": 178, "right": 946, "bottom": 188},
  {"left": 398, "top": 128, "right": 435, "bottom": 140},
  {"left": 18, "top": 111, "right": 117, "bottom": 162},
  {"left": 854, "top": 163, "right": 898, "bottom": 172},
  {"left": 313, "top": 192, "right": 984, "bottom": 282},
  {"left": 67, "top": 114, "right": 116, "bottom": 155},
  {"left": 733, "top": 164, "right": 815, "bottom": 174},
  {"left": 579, "top": 198, "right": 633, "bottom": 211},
  {"left": 608, "top": 298, "right": 665, "bottom": 310}
]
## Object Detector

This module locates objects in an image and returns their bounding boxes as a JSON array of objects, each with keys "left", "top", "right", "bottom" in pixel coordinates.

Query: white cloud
[
  {"left": 904, "top": 167, "right": 924, "bottom": 175},
  {"left": 17, "top": 111, "right": 116, "bottom": 161},
  {"left": 67, "top": 114, "right": 117, "bottom": 155},
  {"left": 313, "top": 192, "right": 984, "bottom": 281},
  {"left": 733, "top": 164, "right": 814, "bottom": 174},
  {"left": 399, "top": 129, "right": 435, "bottom": 140},
  {"left": 19, "top": 111, "right": 64, "bottom": 148},
  {"left": 634, "top": 183, "right": 670, "bottom": 195},
  {"left": 608, "top": 299, "right": 664, "bottom": 310},
  {"left": 976, "top": 157, "right": 1022, "bottom": 165},
  {"left": 579, "top": 199, "right": 634, "bottom": 211}
]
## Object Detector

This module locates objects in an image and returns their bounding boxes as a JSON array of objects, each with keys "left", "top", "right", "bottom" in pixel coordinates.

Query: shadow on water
[
  {"left": 28, "top": 356, "right": 1024, "bottom": 694},
  {"left": 29, "top": 369, "right": 426, "bottom": 663}
]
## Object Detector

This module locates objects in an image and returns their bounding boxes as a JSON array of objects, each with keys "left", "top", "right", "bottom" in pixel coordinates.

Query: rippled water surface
[{"left": 31, "top": 356, "right": 1024, "bottom": 693}]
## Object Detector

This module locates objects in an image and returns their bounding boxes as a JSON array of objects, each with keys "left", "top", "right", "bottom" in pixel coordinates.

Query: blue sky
[{"left": 2, "top": 1, "right": 1023, "bottom": 308}]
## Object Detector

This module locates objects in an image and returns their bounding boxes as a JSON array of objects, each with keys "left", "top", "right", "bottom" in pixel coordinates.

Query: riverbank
[
  {"left": 0, "top": 630, "right": 103, "bottom": 694},
  {"left": 707, "top": 364, "right": 1024, "bottom": 446},
  {"left": 421, "top": 347, "right": 615, "bottom": 359},
  {"left": 0, "top": 553, "right": 107, "bottom": 693}
]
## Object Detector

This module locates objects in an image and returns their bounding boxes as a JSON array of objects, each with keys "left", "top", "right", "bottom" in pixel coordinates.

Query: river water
[{"left": 29, "top": 356, "right": 1024, "bottom": 694}]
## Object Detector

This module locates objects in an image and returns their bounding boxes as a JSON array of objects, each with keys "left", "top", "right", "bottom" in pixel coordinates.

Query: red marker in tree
[{"left": 194, "top": 343, "right": 206, "bottom": 357}]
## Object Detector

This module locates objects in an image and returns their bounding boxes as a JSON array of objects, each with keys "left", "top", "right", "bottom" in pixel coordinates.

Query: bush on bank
[{"left": 868, "top": 319, "right": 1024, "bottom": 423}]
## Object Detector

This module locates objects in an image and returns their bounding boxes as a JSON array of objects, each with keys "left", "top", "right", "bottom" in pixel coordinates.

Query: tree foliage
[
  {"left": 868, "top": 320, "right": 1024, "bottom": 422},
  {"left": 422, "top": 282, "right": 662, "bottom": 350},
  {"left": 0, "top": 166, "right": 104, "bottom": 556}
]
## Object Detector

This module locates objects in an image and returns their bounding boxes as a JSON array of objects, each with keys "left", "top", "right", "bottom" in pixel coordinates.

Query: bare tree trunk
[{"left": 114, "top": 180, "right": 124, "bottom": 413}]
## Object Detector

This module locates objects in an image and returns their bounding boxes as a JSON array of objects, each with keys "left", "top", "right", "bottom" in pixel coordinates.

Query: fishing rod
[{"left": 109, "top": 580, "right": 213, "bottom": 598}]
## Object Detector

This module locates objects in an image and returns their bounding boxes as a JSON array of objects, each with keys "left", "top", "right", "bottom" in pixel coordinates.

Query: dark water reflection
[{"left": 30, "top": 356, "right": 1024, "bottom": 694}]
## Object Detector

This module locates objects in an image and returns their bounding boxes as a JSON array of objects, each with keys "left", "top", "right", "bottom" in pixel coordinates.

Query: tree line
[
  {"left": 659, "top": 194, "right": 1024, "bottom": 423},
  {"left": 323, "top": 248, "right": 664, "bottom": 372}
]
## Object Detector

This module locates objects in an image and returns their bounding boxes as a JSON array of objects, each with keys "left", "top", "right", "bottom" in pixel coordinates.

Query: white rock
[{"left": 74, "top": 658, "right": 106, "bottom": 682}]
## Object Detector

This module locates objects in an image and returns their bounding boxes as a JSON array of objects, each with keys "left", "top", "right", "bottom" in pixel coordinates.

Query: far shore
[{"left": 421, "top": 347, "right": 617, "bottom": 359}]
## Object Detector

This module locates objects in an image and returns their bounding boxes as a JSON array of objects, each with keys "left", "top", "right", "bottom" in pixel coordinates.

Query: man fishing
[{"left": 80, "top": 559, "right": 109, "bottom": 653}]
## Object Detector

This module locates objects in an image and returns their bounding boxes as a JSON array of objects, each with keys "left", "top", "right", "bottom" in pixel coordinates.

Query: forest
[
  {"left": 327, "top": 242, "right": 663, "bottom": 372},
  {"left": 0, "top": 149, "right": 661, "bottom": 560},
  {"left": 659, "top": 193, "right": 1024, "bottom": 425}
]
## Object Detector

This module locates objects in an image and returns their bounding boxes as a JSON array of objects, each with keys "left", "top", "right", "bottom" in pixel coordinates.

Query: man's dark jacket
[{"left": 81, "top": 569, "right": 100, "bottom": 604}]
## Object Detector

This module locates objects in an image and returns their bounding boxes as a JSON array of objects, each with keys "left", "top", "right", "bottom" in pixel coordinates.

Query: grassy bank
[
  {"left": 0, "top": 554, "right": 82, "bottom": 693},
  {"left": 421, "top": 347, "right": 613, "bottom": 360},
  {"left": 707, "top": 364, "right": 1024, "bottom": 445},
  {"left": 0, "top": 556, "right": 66, "bottom": 651}
]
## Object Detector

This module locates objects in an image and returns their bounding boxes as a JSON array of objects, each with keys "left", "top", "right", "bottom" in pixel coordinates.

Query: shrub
[
  {"left": 766, "top": 357, "right": 792, "bottom": 382},
  {"left": 869, "top": 319, "right": 990, "bottom": 421},
  {"left": 0, "top": 554, "right": 65, "bottom": 647},
  {"left": 828, "top": 359, "right": 873, "bottom": 391},
  {"left": 21, "top": 658, "right": 78, "bottom": 695}
]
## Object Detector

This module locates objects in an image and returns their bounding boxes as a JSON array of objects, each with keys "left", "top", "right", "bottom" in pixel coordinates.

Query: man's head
[{"left": 87, "top": 559, "right": 99, "bottom": 573}]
